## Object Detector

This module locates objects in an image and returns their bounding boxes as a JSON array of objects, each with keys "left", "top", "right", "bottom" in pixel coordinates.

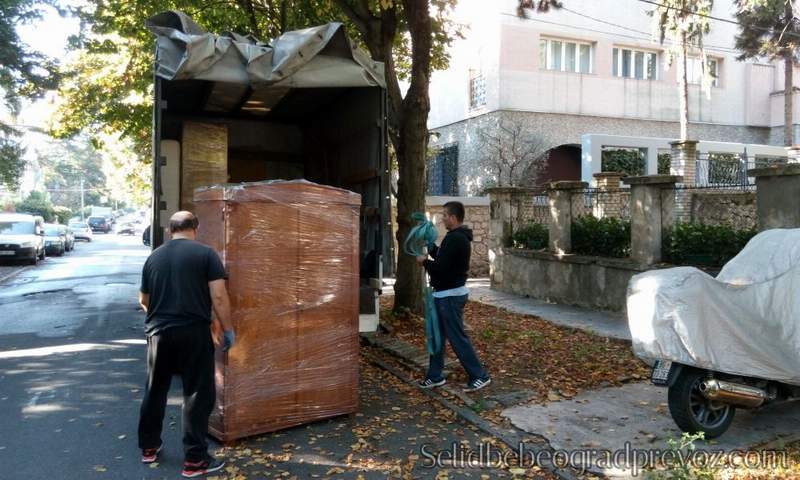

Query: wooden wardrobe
[{"left": 195, "top": 180, "right": 361, "bottom": 442}]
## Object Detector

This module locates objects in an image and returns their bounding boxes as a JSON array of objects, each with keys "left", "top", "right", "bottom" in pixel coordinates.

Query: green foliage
[
  {"left": 571, "top": 215, "right": 631, "bottom": 258},
  {"left": 658, "top": 153, "right": 671, "bottom": 175},
  {"left": 735, "top": 0, "right": 800, "bottom": 62},
  {"left": 38, "top": 136, "right": 108, "bottom": 212},
  {"left": 511, "top": 222, "right": 549, "bottom": 250},
  {"left": 55, "top": 0, "right": 459, "bottom": 156},
  {"left": 52, "top": 205, "right": 73, "bottom": 224},
  {"left": 15, "top": 191, "right": 55, "bottom": 222},
  {"left": 601, "top": 148, "right": 645, "bottom": 177},
  {"left": 646, "top": 432, "right": 717, "bottom": 480},
  {"left": 663, "top": 222, "right": 757, "bottom": 267},
  {"left": 0, "top": 136, "right": 25, "bottom": 190},
  {"left": 0, "top": 0, "right": 61, "bottom": 189}
]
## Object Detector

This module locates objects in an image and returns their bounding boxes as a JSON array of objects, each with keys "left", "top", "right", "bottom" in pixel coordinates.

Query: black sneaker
[
  {"left": 463, "top": 377, "right": 491, "bottom": 392},
  {"left": 181, "top": 457, "right": 225, "bottom": 478},
  {"left": 418, "top": 377, "right": 446, "bottom": 389},
  {"left": 141, "top": 443, "right": 162, "bottom": 464}
]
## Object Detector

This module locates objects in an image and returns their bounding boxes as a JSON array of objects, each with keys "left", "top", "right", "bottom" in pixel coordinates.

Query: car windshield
[
  {"left": 88, "top": 217, "right": 104, "bottom": 223},
  {"left": 44, "top": 226, "right": 61, "bottom": 236},
  {"left": 0, "top": 221, "right": 35, "bottom": 235},
  {"left": 70, "top": 223, "right": 87, "bottom": 229}
]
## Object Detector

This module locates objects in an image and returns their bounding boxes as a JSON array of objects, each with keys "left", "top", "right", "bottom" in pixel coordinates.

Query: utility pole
[{"left": 80, "top": 179, "right": 85, "bottom": 221}]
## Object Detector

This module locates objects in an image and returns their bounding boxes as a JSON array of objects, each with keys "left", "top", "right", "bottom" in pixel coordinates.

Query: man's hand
[
  {"left": 223, "top": 330, "right": 235, "bottom": 352},
  {"left": 416, "top": 255, "right": 427, "bottom": 265}
]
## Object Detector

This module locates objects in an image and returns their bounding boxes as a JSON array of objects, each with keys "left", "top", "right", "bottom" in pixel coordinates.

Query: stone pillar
[
  {"left": 670, "top": 140, "right": 698, "bottom": 185},
  {"left": 594, "top": 172, "right": 624, "bottom": 189},
  {"left": 624, "top": 175, "right": 682, "bottom": 265},
  {"left": 748, "top": 164, "right": 800, "bottom": 231},
  {"left": 486, "top": 188, "right": 514, "bottom": 286},
  {"left": 785, "top": 146, "right": 800, "bottom": 164},
  {"left": 547, "top": 181, "right": 588, "bottom": 254}
]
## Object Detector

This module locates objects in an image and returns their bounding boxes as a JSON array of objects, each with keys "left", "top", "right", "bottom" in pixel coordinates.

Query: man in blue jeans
[{"left": 416, "top": 201, "right": 491, "bottom": 392}]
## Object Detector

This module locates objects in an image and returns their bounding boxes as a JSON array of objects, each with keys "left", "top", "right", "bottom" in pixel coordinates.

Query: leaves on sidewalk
[{"left": 382, "top": 298, "right": 650, "bottom": 406}]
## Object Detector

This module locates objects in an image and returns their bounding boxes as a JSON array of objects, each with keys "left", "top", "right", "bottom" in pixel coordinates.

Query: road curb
[
  {"left": 363, "top": 350, "right": 580, "bottom": 480},
  {"left": 0, "top": 266, "right": 28, "bottom": 285}
]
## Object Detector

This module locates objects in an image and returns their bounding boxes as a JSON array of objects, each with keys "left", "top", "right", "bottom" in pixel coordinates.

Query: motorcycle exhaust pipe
[{"left": 699, "top": 379, "right": 769, "bottom": 408}]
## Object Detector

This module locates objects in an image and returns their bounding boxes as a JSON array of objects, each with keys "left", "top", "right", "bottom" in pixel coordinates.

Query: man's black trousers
[{"left": 138, "top": 323, "right": 216, "bottom": 462}]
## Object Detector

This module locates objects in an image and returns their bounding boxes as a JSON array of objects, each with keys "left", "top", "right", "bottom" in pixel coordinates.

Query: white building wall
[
  {"left": 427, "top": 0, "right": 503, "bottom": 129},
  {"left": 429, "top": 0, "right": 787, "bottom": 132}
]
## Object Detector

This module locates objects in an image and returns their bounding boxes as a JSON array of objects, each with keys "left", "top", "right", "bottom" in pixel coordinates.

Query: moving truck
[{"left": 147, "top": 12, "right": 391, "bottom": 331}]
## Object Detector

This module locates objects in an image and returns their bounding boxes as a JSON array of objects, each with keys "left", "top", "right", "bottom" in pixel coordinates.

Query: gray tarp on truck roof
[{"left": 146, "top": 10, "right": 385, "bottom": 89}]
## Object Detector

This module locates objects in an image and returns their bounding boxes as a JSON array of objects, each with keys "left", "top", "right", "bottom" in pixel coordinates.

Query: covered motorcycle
[{"left": 627, "top": 228, "right": 800, "bottom": 437}]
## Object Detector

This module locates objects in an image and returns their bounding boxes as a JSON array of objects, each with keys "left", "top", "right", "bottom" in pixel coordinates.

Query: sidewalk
[{"left": 382, "top": 278, "right": 630, "bottom": 341}]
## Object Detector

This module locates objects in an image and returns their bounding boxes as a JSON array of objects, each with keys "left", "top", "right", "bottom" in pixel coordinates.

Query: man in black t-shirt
[{"left": 137, "top": 211, "right": 234, "bottom": 478}]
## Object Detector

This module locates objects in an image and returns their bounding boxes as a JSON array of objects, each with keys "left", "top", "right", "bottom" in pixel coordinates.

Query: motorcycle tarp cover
[{"left": 628, "top": 228, "right": 800, "bottom": 385}]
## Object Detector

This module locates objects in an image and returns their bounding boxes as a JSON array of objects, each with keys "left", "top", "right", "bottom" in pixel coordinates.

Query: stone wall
[
  {"left": 391, "top": 196, "right": 490, "bottom": 277},
  {"left": 493, "top": 249, "right": 650, "bottom": 312},
  {"left": 690, "top": 192, "right": 757, "bottom": 230},
  {"left": 430, "top": 110, "right": 772, "bottom": 196}
]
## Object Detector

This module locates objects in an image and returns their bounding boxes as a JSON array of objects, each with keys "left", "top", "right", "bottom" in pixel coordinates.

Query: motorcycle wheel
[{"left": 668, "top": 369, "right": 735, "bottom": 439}]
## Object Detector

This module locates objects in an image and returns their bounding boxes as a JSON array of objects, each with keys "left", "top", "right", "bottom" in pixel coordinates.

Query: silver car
[{"left": 68, "top": 222, "right": 93, "bottom": 242}]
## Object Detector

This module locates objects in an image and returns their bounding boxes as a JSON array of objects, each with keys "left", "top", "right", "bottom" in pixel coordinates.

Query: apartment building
[{"left": 427, "top": 0, "right": 795, "bottom": 195}]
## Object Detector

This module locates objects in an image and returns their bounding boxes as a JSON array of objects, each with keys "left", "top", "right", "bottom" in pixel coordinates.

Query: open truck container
[{"left": 147, "top": 11, "right": 391, "bottom": 331}]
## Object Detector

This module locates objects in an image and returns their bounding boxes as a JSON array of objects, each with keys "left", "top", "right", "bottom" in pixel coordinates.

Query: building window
[
  {"left": 469, "top": 70, "right": 486, "bottom": 109},
  {"left": 540, "top": 38, "right": 593, "bottom": 73},
  {"left": 613, "top": 48, "right": 658, "bottom": 80},
  {"left": 687, "top": 57, "right": 719, "bottom": 86},
  {"left": 427, "top": 145, "right": 459, "bottom": 196}
]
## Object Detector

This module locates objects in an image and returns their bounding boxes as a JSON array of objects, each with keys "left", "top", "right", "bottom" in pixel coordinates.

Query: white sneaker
[{"left": 463, "top": 377, "right": 491, "bottom": 392}]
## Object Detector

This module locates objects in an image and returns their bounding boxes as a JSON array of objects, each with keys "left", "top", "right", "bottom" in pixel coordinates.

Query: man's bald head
[{"left": 169, "top": 211, "right": 199, "bottom": 234}]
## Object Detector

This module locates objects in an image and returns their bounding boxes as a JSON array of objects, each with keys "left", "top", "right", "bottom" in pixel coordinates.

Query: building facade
[{"left": 427, "top": 0, "right": 797, "bottom": 196}]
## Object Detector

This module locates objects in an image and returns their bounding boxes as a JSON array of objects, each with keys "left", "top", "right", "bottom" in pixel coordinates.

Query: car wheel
[
  {"left": 668, "top": 369, "right": 736, "bottom": 439},
  {"left": 29, "top": 254, "right": 38, "bottom": 266},
  {"left": 39, "top": 248, "right": 45, "bottom": 261}
]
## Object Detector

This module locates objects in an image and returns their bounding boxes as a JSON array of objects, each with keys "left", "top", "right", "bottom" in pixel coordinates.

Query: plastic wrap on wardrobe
[{"left": 194, "top": 179, "right": 360, "bottom": 442}]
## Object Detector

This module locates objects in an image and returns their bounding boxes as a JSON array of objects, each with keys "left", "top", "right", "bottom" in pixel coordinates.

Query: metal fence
[
  {"left": 571, "top": 188, "right": 631, "bottom": 220},
  {"left": 695, "top": 153, "right": 786, "bottom": 187},
  {"left": 520, "top": 193, "right": 551, "bottom": 225}
]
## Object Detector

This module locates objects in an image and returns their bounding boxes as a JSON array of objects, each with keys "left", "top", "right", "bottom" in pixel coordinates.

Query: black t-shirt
[{"left": 139, "top": 239, "right": 226, "bottom": 336}]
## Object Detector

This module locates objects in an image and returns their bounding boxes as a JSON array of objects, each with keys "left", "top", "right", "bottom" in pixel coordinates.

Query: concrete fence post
[
  {"left": 623, "top": 175, "right": 682, "bottom": 265},
  {"left": 748, "top": 164, "right": 800, "bottom": 230},
  {"left": 547, "top": 181, "right": 588, "bottom": 254},
  {"left": 670, "top": 140, "right": 698, "bottom": 185},
  {"left": 486, "top": 188, "right": 513, "bottom": 286}
]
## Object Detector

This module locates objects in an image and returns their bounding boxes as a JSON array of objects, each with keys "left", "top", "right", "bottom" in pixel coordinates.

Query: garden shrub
[
  {"left": 663, "top": 222, "right": 757, "bottom": 267},
  {"left": 511, "top": 222, "right": 549, "bottom": 250},
  {"left": 601, "top": 148, "right": 646, "bottom": 177},
  {"left": 571, "top": 215, "right": 631, "bottom": 258}
]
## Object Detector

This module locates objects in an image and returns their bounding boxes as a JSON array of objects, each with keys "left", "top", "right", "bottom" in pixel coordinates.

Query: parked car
[
  {"left": 0, "top": 213, "right": 46, "bottom": 265},
  {"left": 116, "top": 222, "right": 136, "bottom": 235},
  {"left": 68, "top": 221, "right": 93, "bottom": 242},
  {"left": 87, "top": 216, "right": 111, "bottom": 233},
  {"left": 43, "top": 224, "right": 66, "bottom": 256},
  {"left": 63, "top": 225, "right": 75, "bottom": 251}
]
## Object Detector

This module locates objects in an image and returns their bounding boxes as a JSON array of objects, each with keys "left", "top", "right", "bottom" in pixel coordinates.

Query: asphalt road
[{"left": 0, "top": 234, "right": 518, "bottom": 480}]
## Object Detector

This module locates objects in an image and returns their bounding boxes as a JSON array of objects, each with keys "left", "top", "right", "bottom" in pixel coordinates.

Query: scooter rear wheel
[{"left": 668, "top": 369, "right": 736, "bottom": 439}]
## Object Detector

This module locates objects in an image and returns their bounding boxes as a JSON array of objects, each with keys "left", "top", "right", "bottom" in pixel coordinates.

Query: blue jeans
[{"left": 427, "top": 294, "right": 488, "bottom": 382}]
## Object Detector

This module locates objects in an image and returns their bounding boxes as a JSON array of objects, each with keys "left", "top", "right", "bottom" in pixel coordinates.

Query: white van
[{"left": 0, "top": 213, "right": 46, "bottom": 265}]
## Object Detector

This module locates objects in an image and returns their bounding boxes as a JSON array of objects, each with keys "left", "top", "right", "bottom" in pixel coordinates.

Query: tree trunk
[
  {"left": 392, "top": 0, "right": 433, "bottom": 315},
  {"left": 678, "top": 36, "right": 690, "bottom": 141},
  {"left": 785, "top": 54, "right": 794, "bottom": 146}
]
